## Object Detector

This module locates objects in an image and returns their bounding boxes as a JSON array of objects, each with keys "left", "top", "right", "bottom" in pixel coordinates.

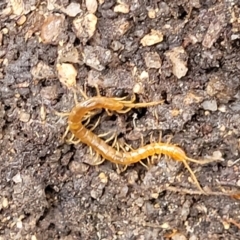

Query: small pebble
[
  {"left": 12, "top": 173, "right": 22, "bottom": 183},
  {"left": 141, "top": 29, "right": 163, "bottom": 46},
  {"left": 99, "top": 172, "right": 108, "bottom": 183},
  {"left": 2, "top": 197, "right": 8, "bottom": 208},
  {"left": 40, "top": 14, "right": 65, "bottom": 45},
  {"left": 64, "top": 2, "right": 82, "bottom": 17},
  {"left": 201, "top": 100, "right": 217, "bottom": 111},
  {"left": 69, "top": 161, "right": 89, "bottom": 174},
  {"left": 144, "top": 52, "right": 162, "bottom": 69},
  {"left": 17, "top": 15, "right": 26, "bottom": 25},
  {"left": 19, "top": 111, "right": 30, "bottom": 122}
]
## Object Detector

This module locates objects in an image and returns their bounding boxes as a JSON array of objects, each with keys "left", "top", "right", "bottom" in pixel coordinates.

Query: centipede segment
[{"left": 59, "top": 86, "right": 221, "bottom": 194}]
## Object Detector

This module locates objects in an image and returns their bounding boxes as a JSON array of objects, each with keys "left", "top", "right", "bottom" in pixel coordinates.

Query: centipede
[{"left": 60, "top": 86, "right": 220, "bottom": 194}]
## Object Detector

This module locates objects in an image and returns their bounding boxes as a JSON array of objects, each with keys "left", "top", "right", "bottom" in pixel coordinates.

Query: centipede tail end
[{"left": 186, "top": 157, "right": 222, "bottom": 165}]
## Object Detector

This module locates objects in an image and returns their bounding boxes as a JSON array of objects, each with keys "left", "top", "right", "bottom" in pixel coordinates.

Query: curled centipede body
[{"left": 65, "top": 92, "right": 219, "bottom": 194}]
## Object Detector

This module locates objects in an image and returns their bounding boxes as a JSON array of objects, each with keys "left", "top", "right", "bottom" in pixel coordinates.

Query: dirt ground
[{"left": 1, "top": 0, "right": 240, "bottom": 239}]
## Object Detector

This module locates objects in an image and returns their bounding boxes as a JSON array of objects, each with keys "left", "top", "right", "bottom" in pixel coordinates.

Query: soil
[{"left": 1, "top": 0, "right": 240, "bottom": 239}]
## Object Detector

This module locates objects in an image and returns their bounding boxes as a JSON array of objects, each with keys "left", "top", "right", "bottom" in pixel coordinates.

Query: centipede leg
[
  {"left": 93, "top": 152, "right": 99, "bottom": 164},
  {"left": 112, "top": 134, "right": 118, "bottom": 147},
  {"left": 105, "top": 109, "right": 113, "bottom": 116},
  {"left": 116, "top": 164, "right": 128, "bottom": 174},
  {"left": 116, "top": 107, "right": 132, "bottom": 114},
  {"left": 116, "top": 164, "right": 121, "bottom": 174},
  {"left": 112, "top": 134, "right": 119, "bottom": 148},
  {"left": 73, "top": 89, "right": 79, "bottom": 105},
  {"left": 88, "top": 116, "right": 101, "bottom": 131},
  {"left": 117, "top": 94, "right": 136, "bottom": 104},
  {"left": 122, "top": 142, "right": 134, "bottom": 151},
  {"left": 92, "top": 84, "right": 101, "bottom": 97},
  {"left": 139, "top": 135, "right": 150, "bottom": 168},
  {"left": 182, "top": 159, "right": 205, "bottom": 194},
  {"left": 82, "top": 109, "right": 102, "bottom": 123},
  {"left": 67, "top": 137, "right": 81, "bottom": 144},
  {"left": 147, "top": 155, "right": 157, "bottom": 166},
  {"left": 154, "top": 108, "right": 159, "bottom": 122},
  {"left": 93, "top": 153, "right": 105, "bottom": 165},
  {"left": 66, "top": 133, "right": 81, "bottom": 144},
  {"left": 117, "top": 141, "right": 147, "bottom": 168},
  {"left": 155, "top": 131, "right": 162, "bottom": 164},
  {"left": 113, "top": 96, "right": 128, "bottom": 102},
  {"left": 114, "top": 145, "right": 129, "bottom": 173},
  {"left": 77, "top": 85, "right": 88, "bottom": 100},
  {"left": 98, "top": 131, "right": 117, "bottom": 144},
  {"left": 139, "top": 160, "right": 149, "bottom": 170},
  {"left": 61, "top": 126, "right": 70, "bottom": 141},
  {"left": 67, "top": 139, "right": 81, "bottom": 144},
  {"left": 98, "top": 131, "right": 111, "bottom": 138},
  {"left": 105, "top": 132, "right": 117, "bottom": 144},
  {"left": 166, "top": 135, "right": 173, "bottom": 144},
  {"left": 83, "top": 115, "right": 91, "bottom": 126}
]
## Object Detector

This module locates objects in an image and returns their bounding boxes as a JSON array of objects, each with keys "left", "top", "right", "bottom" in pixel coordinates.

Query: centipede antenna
[
  {"left": 123, "top": 100, "right": 164, "bottom": 109},
  {"left": 182, "top": 160, "right": 206, "bottom": 194}
]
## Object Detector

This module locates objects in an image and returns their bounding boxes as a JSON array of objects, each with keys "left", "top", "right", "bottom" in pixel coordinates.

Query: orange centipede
[{"left": 61, "top": 87, "right": 219, "bottom": 194}]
